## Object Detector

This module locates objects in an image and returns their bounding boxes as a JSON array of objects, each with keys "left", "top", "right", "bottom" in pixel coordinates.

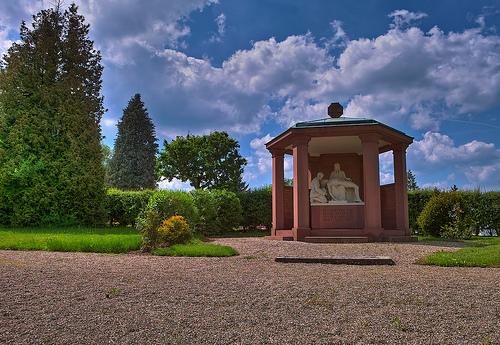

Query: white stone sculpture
[
  {"left": 310, "top": 172, "right": 328, "bottom": 204},
  {"left": 326, "top": 163, "right": 362, "bottom": 203}
]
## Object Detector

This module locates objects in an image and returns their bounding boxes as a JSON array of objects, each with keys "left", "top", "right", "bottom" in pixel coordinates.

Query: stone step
[
  {"left": 264, "top": 235, "right": 294, "bottom": 241},
  {"left": 304, "top": 236, "right": 369, "bottom": 243}
]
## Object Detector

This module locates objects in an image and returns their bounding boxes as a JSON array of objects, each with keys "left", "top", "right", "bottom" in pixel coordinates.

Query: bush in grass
[
  {"left": 136, "top": 190, "right": 197, "bottom": 250},
  {"left": 417, "top": 192, "right": 465, "bottom": 237},
  {"left": 105, "top": 189, "right": 153, "bottom": 226},
  {"left": 136, "top": 209, "right": 162, "bottom": 251},
  {"left": 157, "top": 215, "right": 192, "bottom": 245},
  {"left": 192, "top": 189, "right": 242, "bottom": 234},
  {"left": 238, "top": 186, "right": 272, "bottom": 230},
  {"left": 408, "top": 189, "right": 438, "bottom": 233}
]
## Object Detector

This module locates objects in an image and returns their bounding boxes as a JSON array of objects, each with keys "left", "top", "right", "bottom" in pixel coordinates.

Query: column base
[
  {"left": 292, "top": 227, "right": 311, "bottom": 241},
  {"left": 364, "top": 227, "right": 384, "bottom": 240}
]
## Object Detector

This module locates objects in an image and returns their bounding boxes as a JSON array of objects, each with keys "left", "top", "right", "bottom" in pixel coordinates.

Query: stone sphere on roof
[{"left": 328, "top": 102, "right": 343, "bottom": 118}]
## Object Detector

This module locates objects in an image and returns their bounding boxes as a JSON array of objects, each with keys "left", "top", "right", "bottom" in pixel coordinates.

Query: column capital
[
  {"left": 269, "top": 148, "right": 285, "bottom": 158},
  {"left": 392, "top": 143, "right": 409, "bottom": 153},
  {"left": 359, "top": 133, "right": 381, "bottom": 143}
]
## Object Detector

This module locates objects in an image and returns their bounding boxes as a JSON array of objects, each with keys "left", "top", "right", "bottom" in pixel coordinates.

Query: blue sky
[{"left": 1, "top": 0, "right": 499, "bottom": 190}]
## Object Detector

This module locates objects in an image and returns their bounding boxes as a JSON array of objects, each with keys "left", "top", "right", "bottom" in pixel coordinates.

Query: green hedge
[
  {"left": 238, "top": 186, "right": 272, "bottom": 230},
  {"left": 192, "top": 189, "right": 242, "bottom": 235},
  {"left": 105, "top": 189, "right": 153, "bottom": 226},
  {"left": 139, "top": 190, "right": 198, "bottom": 227},
  {"left": 414, "top": 190, "right": 499, "bottom": 237},
  {"left": 460, "top": 190, "right": 499, "bottom": 236}
]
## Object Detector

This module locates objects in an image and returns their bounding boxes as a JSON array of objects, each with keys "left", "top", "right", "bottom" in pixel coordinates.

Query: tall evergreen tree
[
  {"left": 407, "top": 169, "right": 418, "bottom": 191},
  {"left": 58, "top": 4, "right": 106, "bottom": 223},
  {"left": 109, "top": 94, "right": 158, "bottom": 190},
  {"left": 0, "top": 4, "right": 105, "bottom": 225}
]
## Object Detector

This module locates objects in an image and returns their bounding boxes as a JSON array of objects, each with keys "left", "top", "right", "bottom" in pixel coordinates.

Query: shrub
[
  {"left": 238, "top": 186, "right": 272, "bottom": 230},
  {"left": 417, "top": 192, "right": 465, "bottom": 237},
  {"left": 105, "top": 188, "right": 153, "bottom": 226},
  {"left": 192, "top": 189, "right": 242, "bottom": 234},
  {"left": 408, "top": 189, "right": 438, "bottom": 233},
  {"left": 136, "top": 190, "right": 196, "bottom": 251},
  {"left": 157, "top": 215, "right": 192, "bottom": 245},
  {"left": 136, "top": 209, "right": 162, "bottom": 251}
]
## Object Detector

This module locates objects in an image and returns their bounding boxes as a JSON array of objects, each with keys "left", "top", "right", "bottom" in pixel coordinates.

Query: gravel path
[{"left": 1, "top": 239, "right": 499, "bottom": 344}]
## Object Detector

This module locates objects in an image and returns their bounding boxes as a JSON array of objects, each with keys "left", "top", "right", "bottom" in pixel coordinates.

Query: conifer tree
[
  {"left": 109, "top": 94, "right": 158, "bottom": 190},
  {"left": 407, "top": 170, "right": 418, "bottom": 191},
  {"left": 0, "top": 4, "right": 105, "bottom": 225}
]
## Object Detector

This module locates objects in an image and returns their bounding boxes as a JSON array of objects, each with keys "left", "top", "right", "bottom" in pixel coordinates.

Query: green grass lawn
[
  {"left": 0, "top": 226, "right": 142, "bottom": 254},
  {"left": 418, "top": 236, "right": 500, "bottom": 268},
  {"left": 152, "top": 239, "right": 239, "bottom": 257},
  {"left": 0, "top": 227, "right": 239, "bottom": 257}
]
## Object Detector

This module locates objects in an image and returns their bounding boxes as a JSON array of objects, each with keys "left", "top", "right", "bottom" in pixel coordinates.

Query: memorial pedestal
[{"left": 310, "top": 204, "right": 364, "bottom": 230}]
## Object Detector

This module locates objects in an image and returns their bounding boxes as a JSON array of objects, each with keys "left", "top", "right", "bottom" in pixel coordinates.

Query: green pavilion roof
[
  {"left": 293, "top": 117, "right": 378, "bottom": 128},
  {"left": 292, "top": 116, "right": 409, "bottom": 137}
]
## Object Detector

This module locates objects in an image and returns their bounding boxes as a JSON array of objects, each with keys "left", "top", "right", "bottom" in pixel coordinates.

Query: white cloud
[
  {"left": 157, "top": 178, "right": 193, "bottom": 191},
  {"left": 209, "top": 12, "right": 226, "bottom": 42},
  {"left": 410, "top": 132, "right": 497, "bottom": 165},
  {"left": 76, "top": 0, "right": 215, "bottom": 64},
  {"left": 421, "top": 180, "right": 451, "bottom": 190},
  {"left": 6, "top": 5, "right": 499, "bottom": 138},
  {"left": 139, "top": 12, "right": 497, "bottom": 134},
  {"left": 249, "top": 134, "right": 274, "bottom": 174},
  {"left": 105, "top": 34, "right": 332, "bottom": 134},
  {"left": 0, "top": 25, "right": 14, "bottom": 57},
  {"left": 246, "top": 134, "right": 292, "bottom": 180},
  {"left": 216, "top": 13, "right": 226, "bottom": 35},
  {"left": 379, "top": 151, "right": 394, "bottom": 184},
  {"left": 102, "top": 117, "right": 118, "bottom": 128},
  {"left": 322, "top": 20, "right": 348, "bottom": 49},
  {"left": 409, "top": 131, "right": 500, "bottom": 186},
  {"left": 464, "top": 163, "right": 500, "bottom": 185},
  {"left": 388, "top": 9, "right": 427, "bottom": 29},
  {"left": 0, "top": 0, "right": 215, "bottom": 64}
]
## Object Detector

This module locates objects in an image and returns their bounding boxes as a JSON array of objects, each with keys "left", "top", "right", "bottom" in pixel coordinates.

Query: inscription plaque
[{"left": 311, "top": 205, "right": 364, "bottom": 229}]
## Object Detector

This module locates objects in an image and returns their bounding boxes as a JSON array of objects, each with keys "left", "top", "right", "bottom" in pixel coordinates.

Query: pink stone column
[
  {"left": 271, "top": 149, "right": 285, "bottom": 236},
  {"left": 393, "top": 144, "right": 410, "bottom": 235},
  {"left": 292, "top": 137, "right": 311, "bottom": 241},
  {"left": 360, "top": 134, "right": 382, "bottom": 238}
]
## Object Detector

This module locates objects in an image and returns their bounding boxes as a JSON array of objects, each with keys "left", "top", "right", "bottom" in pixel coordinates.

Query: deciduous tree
[{"left": 157, "top": 132, "right": 247, "bottom": 192}]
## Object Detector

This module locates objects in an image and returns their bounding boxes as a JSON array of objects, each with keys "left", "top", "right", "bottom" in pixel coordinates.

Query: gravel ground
[{"left": 1, "top": 239, "right": 499, "bottom": 345}]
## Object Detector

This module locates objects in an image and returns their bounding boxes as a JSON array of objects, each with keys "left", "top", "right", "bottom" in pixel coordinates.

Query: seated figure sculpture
[
  {"left": 310, "top": 172, "right": 328, "bottom": 204},
  {"left": 327, "top": 163, "right": 362, "bottom": 203}
]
